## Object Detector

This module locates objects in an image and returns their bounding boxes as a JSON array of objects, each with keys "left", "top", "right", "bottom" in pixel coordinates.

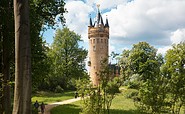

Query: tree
[
  {"left": 0, "top": 0, "right": 66, "bottom": 113},
  {"left": 119, "top": 49, "right": 131, "bottom": 84},
  {"left": 119, "top": 42, "right": 167, "bottom": 113},
  {"left": 77, "top": 59, "right": 121, "bottom": 114},
  {"left": 162, "top": 42, "right": 185, "bottom": 113},
  {"left": 47, "top": 28, "right": 87, "bottom": 90},
  {"left": 29, "top": 0, "right": 66, "bottom": 91},
  {"left": 120, "top": 42, "right": 158, "bottom": 88},
  {"left": 129, "top": 42, "right": 157, "bottom": 77},
  {"left": 12, "top": 0, "right": 31, "bottom": 113}
]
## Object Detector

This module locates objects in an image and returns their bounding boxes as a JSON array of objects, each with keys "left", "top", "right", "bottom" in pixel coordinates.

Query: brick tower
[{"left": 88, "top": 6, "right": 109, "bottom": 86}]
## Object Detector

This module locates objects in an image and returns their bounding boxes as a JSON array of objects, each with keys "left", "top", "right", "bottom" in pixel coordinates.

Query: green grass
[
  {"left": 32, "top": 91, "right": 75, "bottom": 104},
  {"left": 50, "top": 104, "right": 81, "bottom": 114},
  {"left": 50, "top": 89, "right": 140, "bottom": 114}
]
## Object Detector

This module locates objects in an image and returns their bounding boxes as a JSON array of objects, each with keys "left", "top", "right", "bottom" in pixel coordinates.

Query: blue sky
[{"left": 44, "top": 0, "right": 185, "bottom": 55}]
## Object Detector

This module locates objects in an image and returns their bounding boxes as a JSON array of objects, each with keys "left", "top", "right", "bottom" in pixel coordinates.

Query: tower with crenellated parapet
[{"left": 88, "top": 6, "right": 109, "bottom": 86}]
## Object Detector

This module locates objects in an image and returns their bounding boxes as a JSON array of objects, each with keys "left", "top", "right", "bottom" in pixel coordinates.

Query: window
[
  {"left": 101, "top": 39, "right": 103, "bottom": 43},
  {"left": 93, "top": 39, "right": 95, "bottom": 44},
  {"left": 93, "top": 46, "right": 96, "bottom": 51},
  {"left": 97, "top": 39, "right": 99, "bottom": 43},
  {"left": 104, "top": 39, "right": 106, "bottom": 43}
]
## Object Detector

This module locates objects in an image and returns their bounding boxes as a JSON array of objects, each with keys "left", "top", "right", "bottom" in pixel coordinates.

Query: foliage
[
  {"left": 119, "top": 49, "right": 132, "bottom": 85},
  {"left": 127, "top": 74, "right": 140, "bottom": 89},
  {"left": 0, "top": 0, "right": 14, "bottom": 113},
  {"left": 161, "top": 42, "right": 185, "bottom": 113},
  {"left": 119, "top": 42, "right": 185, "bottom": 114},
  {"left": 30, "top": 0, "right": 66, "bottom": 91},
  {"left": 55, "top": 85, "right": 64, "bottom": 93},
  {"left": 1, "top": 0, "right": 66, "bottom": 112},
  {"left": 125, "top": 89, "right": 138, "bottom": 99},
  {"left": 76, "top": 59, "right": 121, "bottom": 114},
  {"left": 46, "top": 28, "right": 88, "bottom": 90},
  {"left": 119, "top": 42, "right": 168, "bottom": 113}
]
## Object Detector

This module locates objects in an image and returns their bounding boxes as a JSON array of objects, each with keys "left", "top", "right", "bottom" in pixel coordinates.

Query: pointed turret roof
[
  {"left": 100, "top": 16, "right": 104, "bottom": 25},
  {"left": 105, "top": 16, "right": 109, "bottom": 27},
  {"left": 88, "top": 5, "right": 109, "bottom": 28},
  {"left": 89, "top": 15, "right": 93, "bottom": 27}
]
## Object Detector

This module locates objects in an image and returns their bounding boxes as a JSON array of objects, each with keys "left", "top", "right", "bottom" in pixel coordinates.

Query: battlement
[{"left": 88, "top": 26, "right": 109, "bottom": 38}]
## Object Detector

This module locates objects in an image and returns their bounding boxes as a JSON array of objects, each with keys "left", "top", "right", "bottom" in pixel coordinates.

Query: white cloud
[
  {"left": 170, "top": 28, "right": 185, "bottom": 44},
  {"left": 64, "top": 1, "right": 93, "bottom": 42},
  {"left": 105, "top": 0, "right": 185, "bottom": 46},
  {"left": 62, "top": 0, "right": 185, "bottom": 55}
]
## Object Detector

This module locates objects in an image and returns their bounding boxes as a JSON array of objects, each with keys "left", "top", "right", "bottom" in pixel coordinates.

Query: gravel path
[{"left": 39, "top": 97, "right": 81, "bottom": 114}]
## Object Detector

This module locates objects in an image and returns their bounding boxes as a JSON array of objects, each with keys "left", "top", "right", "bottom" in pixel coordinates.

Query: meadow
[
  {"left": 50, "top": 89, "right": 140, "bottom": 114},
  {"left": 32, "top": 91, "right": 75, "bottom": 104}
]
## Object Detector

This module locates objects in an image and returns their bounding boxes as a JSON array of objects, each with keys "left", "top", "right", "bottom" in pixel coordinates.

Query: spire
[
  {"left": 100, "top": 16, "right": 104, "bottom": 25},
  {"left": 89, "top": 15, "right": 93, "bottom": 27},
  {"left": 97, "top": 11, "right": 101, "bottom": 25},
  {"left": 105, "top": 16, "right": 109, "bottom": 27},
  {"left": 95, "top": 4, "right": 104, "bottom": 27}
]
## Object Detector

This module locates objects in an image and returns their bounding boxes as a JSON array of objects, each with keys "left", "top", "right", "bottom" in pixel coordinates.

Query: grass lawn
[
  {"left": 32, "top": 91, "right": 75, "bottom": 104},
  {"left": 50, "top": 88, "right": 140, "bottom": 114},
  {"left": 50, "top": 88, "right": 185, "bottom": 114}
]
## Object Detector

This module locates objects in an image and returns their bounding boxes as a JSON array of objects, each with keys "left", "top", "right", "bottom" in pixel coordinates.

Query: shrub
[
  {"left": 55, "top": 85, "right": 64, "bottom": 93},
  {"left": 125, "top": 89, "right": 139, "bottom": 99}
]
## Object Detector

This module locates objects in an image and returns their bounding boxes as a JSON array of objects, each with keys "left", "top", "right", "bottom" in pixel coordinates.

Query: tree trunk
[{"left": 12, "top": 0, "right": 31, "bottom": 113}]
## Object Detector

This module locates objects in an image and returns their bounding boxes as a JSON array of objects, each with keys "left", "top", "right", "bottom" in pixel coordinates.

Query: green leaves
[
  {"left": 47, "top": 27, "right": 87, "bottom": 90},
  {"left": 119, "top": 41, "right": 185, "bottom": 113},
  {"left": 161, "top": 42, "right": 185, "bottom": 113}
]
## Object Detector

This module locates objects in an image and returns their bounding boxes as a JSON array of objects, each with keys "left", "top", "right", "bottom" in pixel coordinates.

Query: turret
[
  {"left": 105, "top": 16, "right": 109, "bottom": 27},
  {"left": 88, "top": 5, "right": 109, "bottom": 86},
  {"left": 89, "top": 15, "right": 93, "bottom": 27}
]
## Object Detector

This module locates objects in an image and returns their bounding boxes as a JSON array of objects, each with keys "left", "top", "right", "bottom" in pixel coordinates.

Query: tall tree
[
  {"left": 12, "top": 0, "right": 31, "bottom": 113},
  {"left": 162, "top": 42, "right": 185, "bottom": 113},
  {"left": 119, "top": 42, "right": 166, "bottom": 113},
  {"left": 48, "top": 28, "right": 87, "bottom": 90},
  {"left": 29, "top": 0, "right": 66, "bottom": 91},
  {"left": 0, "top": 0, "right": 66, "bottom": 112}
]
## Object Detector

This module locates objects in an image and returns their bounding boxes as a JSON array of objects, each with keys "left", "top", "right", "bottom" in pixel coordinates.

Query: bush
[
  {"left": 127, "top": 74, "right": 140, "bottom": 88},
  {"left": 128, "top": 81, "right": 140, "bottom": 89},
  {"left": 125, "top": 89, "right": 138, "bottom": 99},
  {"left": 55, "top": 85, "right": 64, "bottom": 93}
]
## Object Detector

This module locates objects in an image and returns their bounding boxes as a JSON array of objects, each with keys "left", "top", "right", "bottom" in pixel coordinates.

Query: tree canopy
[{"left": 46, "top": 28, "right": 88, "bottom": 90}]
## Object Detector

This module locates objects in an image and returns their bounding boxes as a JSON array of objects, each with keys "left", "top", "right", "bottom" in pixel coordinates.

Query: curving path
[{"left": 39, "top": 97, "right": 81, "bottom": 114}]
